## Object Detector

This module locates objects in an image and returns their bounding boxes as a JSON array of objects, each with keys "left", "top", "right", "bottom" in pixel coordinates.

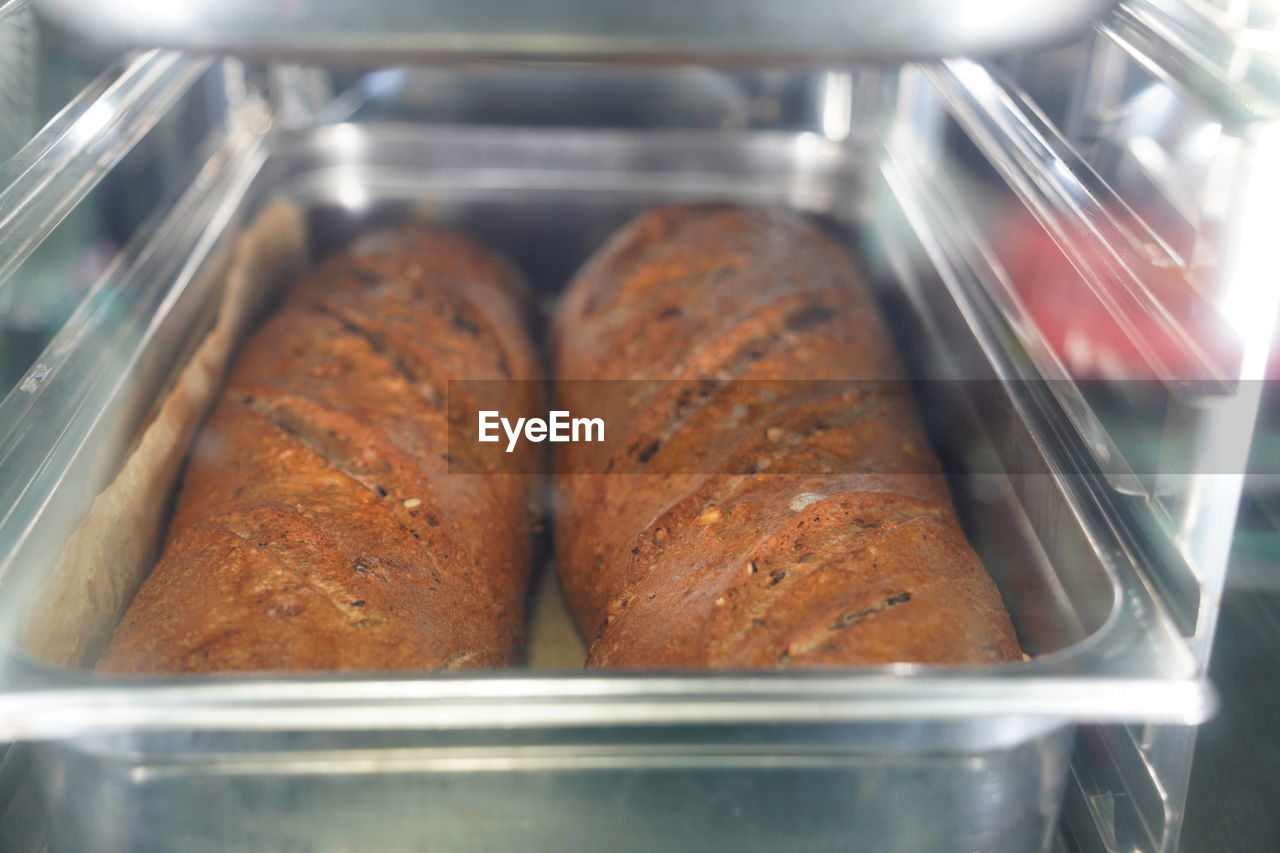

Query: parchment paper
[{"left": 526, "top": 560, "right": 587, "bottom": 669}]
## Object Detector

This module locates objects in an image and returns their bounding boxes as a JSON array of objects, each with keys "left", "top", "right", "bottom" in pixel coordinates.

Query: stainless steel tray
[
  {"left": 30, "top": 0, "right": 1121, "bottom": 65},
  {"left": 0, "top": 116, "right": 1208, "bottom": 851}
]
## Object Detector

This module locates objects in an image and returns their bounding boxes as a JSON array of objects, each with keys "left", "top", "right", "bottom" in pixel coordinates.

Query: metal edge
[
  {"left": 0, "top": 51, "right": 212, "bottom": 295},
  {"left": 928, "top": 60, "right": 1239, "bottom": 392},
  {"left": 0, "top": 676, "right": 1213, "bottom": 740},
  {"left": 1100, "top": 1, "right": 1279, "bottom": 128},
  {"left": 876, "top": 122, "right": 1207, "bottom": 675},
  {"left": 31, "top": 0, "right": 1120, "bottom": 64}
]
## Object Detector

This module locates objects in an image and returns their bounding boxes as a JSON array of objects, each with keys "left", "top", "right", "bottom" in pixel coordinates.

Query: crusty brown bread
[
  {"left": 99, "top": 228, "right": 542, "bottom": 674},
  {"left": 553, "top": 204, "right": 1021, "bottom": 668}
]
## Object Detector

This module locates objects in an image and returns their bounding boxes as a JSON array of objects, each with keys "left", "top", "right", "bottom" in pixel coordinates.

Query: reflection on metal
[
  {"left": 929, "top": 59, "right": 1237, "bottom": 392},
  {"left": 820, "top": 72, "right": 853, "bottom": 142},
  {"left": 0, "top": 51, "right": 211, "bottom": 302},
  {"left": 1007, "top": 6, "right": 1280, "bottom": 852},
  {"left": 1101, "top": 0, "right": 1280, "bottom": 127},
  {"left": 30, "top": 0, "right": 1121, "bottom": 64}
]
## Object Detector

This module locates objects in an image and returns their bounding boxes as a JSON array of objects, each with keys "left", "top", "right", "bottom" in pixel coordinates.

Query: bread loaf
[
  {"left": 554, "top": 204, "right": 1020, "bottom": 668},
  {"left": 99, "top": 229, "right": 541, "bottom": 673}
]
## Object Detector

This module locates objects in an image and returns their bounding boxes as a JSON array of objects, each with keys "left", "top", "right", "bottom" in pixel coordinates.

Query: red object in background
[{"left": 997, "top": 206, "right": 1265, "bottom": 382}]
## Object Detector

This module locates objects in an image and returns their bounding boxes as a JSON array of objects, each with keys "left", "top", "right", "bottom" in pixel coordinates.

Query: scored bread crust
[
  {"left": 98, "top": 229, "right": 542, "bottom": 674},
  {"left": 554, "top": 204, "right": 1021, "bottom": 668}
]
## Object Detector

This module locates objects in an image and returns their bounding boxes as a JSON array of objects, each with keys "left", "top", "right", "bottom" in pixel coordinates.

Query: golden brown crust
[
  {"left": 99, "top": 228, "right": 541, "bottom": 674},
  {"left": 554, "top": 204, "right": 1020, "bottom": 669}
]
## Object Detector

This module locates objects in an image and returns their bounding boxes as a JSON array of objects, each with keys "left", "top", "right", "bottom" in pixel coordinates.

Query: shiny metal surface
[
  {"left": 990, "top": 8, "right": 1280, "bottom": 851},
  {"left": 33, "top": 726, "right": 1076, "bottom": 853},
  {"left": 30, "top": 0, "right": 1120, "bottom": 64},
  {"left": 929, "top": 59, "right": 1234, "bottom": 390},
  {"left": 1102, "top": 0, "right": 1280, "bottom": 125},
  {"left": 0, "top": 51, "right": 211, "bottom": 304},
  {"left": 923, "top": 57, "right": 1228, "bottom": 643}
]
